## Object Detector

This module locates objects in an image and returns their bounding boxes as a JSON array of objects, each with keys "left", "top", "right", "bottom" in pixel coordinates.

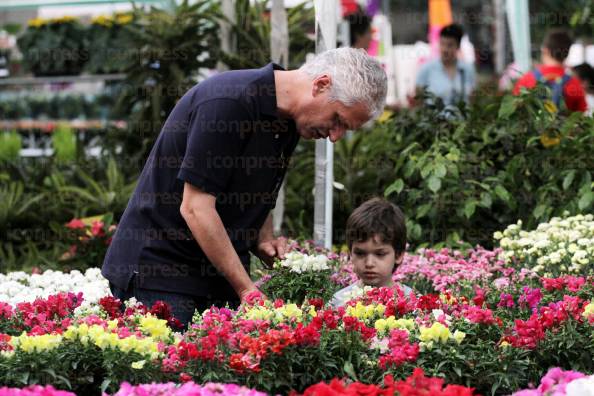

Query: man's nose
[{"left": 329, "top": 127, "right": 346, "bottom": 143}]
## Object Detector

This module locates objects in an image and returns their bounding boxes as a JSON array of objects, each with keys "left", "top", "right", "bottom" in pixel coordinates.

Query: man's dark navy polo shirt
[{"left": 101, "top": 63, "right": 299, "bottom": 299}]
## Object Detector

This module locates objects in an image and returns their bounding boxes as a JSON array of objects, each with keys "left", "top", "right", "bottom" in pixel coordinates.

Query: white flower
[
  {"left": 566, "top": 375, "right": 594, "bottom": 396},
  {"left": 279, "top": 252, "right": 330, "bottom": 273}
]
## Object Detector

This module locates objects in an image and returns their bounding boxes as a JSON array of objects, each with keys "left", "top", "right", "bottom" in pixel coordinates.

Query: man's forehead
[{"left": 339, "top": 102, "right": 371, "bottom": 127}]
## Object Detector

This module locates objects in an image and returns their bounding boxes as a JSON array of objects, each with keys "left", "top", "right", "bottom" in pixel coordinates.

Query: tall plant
[
  {"left": 114, "top": 0, "right": 220, "bottom": 151},
  {"left": 219, "top": 0, "right": 314, "bottom": 70}
]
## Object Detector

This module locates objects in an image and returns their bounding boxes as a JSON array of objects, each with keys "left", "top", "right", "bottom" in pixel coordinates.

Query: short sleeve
[
  {"left": 466, "top": 64, "right": 476, "bottom": 92},
  {"left": 177, "top": 99, "right": 252, "bottom": 197},
  {"left": 415, "top": 63, "right": 430, "bottom": 88}
]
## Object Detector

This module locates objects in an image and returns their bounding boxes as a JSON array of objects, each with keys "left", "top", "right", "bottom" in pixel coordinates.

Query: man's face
[
  {"left": 294, "top": 75, "right": 371, "bottom": 143},
  {"left": 439, "top": 36, "right": 459, "bottom": 63}
]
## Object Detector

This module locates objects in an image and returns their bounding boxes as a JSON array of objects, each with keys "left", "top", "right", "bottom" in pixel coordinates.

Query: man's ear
[{"left": 312, "top": 74, "right": 332, "bottom": 97}]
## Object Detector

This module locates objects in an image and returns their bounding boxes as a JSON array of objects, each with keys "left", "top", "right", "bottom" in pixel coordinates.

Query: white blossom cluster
[
  {"left": 0, "top": 267, "right": 110, "bottom": 307},
  {"left": 494, "top": 213, "right": 594, "bottom": 275},
  {"left": 277, "top": 251, "right": 330, "bottom": 273}
]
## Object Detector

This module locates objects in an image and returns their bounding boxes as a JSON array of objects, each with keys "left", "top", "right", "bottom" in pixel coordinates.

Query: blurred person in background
[
  {"left": 347, "top": 10, "right": 373, "bottom": 50},
  {"left": 513, "top": 29, "right": 587, "bottom": 113},
  {"left": 414, "top": 23, "right": 476, "bottom": 106},
  {"left": 572, "top": 62, "right": 594, "bottom": 116}
]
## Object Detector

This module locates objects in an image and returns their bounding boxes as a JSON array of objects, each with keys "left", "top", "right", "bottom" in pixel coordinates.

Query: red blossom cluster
[
  {"left": 297, "top": 369, "right": 476, "bottom": 396},
  {"left": 378, "top": 329, "right": 419, "bottom": 369}
]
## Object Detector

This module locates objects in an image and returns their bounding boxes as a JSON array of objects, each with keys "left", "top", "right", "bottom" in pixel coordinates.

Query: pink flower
[
  {"left": 65, "top": 218, "right": 85, "bottom": 229},
  {"left": 90, "top": 221, "right": 105, "bottom": 237}
]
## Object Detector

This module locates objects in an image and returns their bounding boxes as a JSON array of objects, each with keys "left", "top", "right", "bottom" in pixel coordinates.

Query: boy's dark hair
[
  {"left": 347, "top": 11, "right": 371, "bottom": 46},
  {"left": 543, "top": 29, "right": 573, "bottom": 62},
  {"left": 440, "top": 23, "right": 464, "bottom": 47},
  {"left": 346, "top": 197, "right": 407, "bottom": 256},
  {"left": 573, "top": 63, "right": 594, "bottom": 93}
]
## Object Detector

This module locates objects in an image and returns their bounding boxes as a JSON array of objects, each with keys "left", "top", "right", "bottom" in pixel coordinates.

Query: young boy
[
  {"left": 513, "top": 29, "right": 587, "bottom": 113},
  {"left": 330, "top": 198, "right": 412, "bottom": 308}
]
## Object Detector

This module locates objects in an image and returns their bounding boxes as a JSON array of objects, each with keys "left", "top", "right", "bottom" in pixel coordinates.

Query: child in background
[
  {"left": 573, "top": 63, "right": 594, "bottom": 116},
  {"left": 330, "top": 198, "right": 412, "bottom": 308}
]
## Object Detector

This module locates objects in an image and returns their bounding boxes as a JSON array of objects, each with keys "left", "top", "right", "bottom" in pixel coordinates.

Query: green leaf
[
  {"left": 563, "top": 170, "right": 576, "bottom": 190},
  {"left": 101, "top": 379, "right": 111, "bottom": 394},
  {"left": 533, "top": 204, "right": 547, "bottom": 219},
  {"left": 464, "top": 200, "right": 477, "bottom": 219},
  {"left": 420, "top": 162, "right": 433, "bottom": 179},
  {"left": 479, "top": 192, "right": 493, "bottom": 208},
  {"left": 494, "top": 185, "right": 511, "bottom": 203},
  {"left": 498, "top": 95, "right": 517, "bottom": 119},
  {"left": 427, "top": 176, "right": 441, "bottom": 193},
  {"left": 434, "top": 162, "right": 447, "bottom": 178},
  {"left": 343, "top": 360, "right": 358, "bottom": 381},
  {"left": 578, "top": 191, "right": 594, "bottom": 211},
  {"left": 416, "top": 203, "right": 432, "bottom": 219},
  {"left": 384, "top": 179, "right": 404, "bottom": 197}
]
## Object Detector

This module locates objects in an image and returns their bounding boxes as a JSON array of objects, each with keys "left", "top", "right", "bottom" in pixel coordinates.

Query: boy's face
[{"left": 351, "top": 235, "right": 403, "bottom": 288}]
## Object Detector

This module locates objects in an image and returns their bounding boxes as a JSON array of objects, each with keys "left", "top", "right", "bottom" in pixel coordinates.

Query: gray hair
[{"left": 299, "top": 48, "right": 387, "bottom": 120}]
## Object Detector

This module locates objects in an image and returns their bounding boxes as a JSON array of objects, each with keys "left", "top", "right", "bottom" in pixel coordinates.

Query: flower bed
[
  {"left": 0, "top": 268, "right": 109, "bottom": 307},
  {"left": 1, "top": 216, "right": 594, "bottom": 394}
]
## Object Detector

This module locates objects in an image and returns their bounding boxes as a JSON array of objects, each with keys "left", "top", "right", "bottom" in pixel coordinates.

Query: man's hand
[
  {"left": 239, "top": 287, "right": 268, "bottom": 304},
  {"left": 255, "top": 237, "right": 287, "bottom": 268}
]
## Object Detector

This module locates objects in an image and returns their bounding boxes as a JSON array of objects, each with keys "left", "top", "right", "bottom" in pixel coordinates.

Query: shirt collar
[{"left": 258, "top": 62, "right": 286, "bottom": 117}]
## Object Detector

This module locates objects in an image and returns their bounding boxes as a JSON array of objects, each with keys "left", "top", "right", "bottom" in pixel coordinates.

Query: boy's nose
[{"left": 364, "top": 256, "right": 375, "bottom": 267}]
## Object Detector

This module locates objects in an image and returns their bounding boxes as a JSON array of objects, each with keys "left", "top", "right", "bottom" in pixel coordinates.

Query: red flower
[
  {"left": 179, "top": 372, "right": 192, "bottom": 383},
  {"left": 65, "top": 218, "right": 85, "bottom": 229},
  {"left": 99, "top": 296, "right": 122, "bottom": 319},
  {"left": 90, "top": 220, "right": 105, "bottom": 237}
]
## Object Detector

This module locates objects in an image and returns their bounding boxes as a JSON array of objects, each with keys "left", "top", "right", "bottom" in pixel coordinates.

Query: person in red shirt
[{"left": 513, "top": 29, "right": 587, "bottom": 113}]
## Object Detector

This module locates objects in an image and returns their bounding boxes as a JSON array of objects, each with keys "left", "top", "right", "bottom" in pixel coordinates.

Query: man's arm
[{"left": 180, "top": 182, "right": 257, "bottom": 301}]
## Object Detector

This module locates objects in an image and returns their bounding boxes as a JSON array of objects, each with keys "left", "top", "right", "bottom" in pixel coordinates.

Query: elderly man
[{"left": 102, "top": 48, "right": 387, "bottom": 326}]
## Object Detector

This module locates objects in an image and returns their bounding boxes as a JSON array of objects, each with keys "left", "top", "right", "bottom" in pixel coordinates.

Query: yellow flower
[
  {"left": 346, "top": 302, "right": 385, "bottom": 321},
  {"left": 275, "top": 304, "right": 303, "bottom": 322},
  {"left": 500, "top": 340, "right": 511, "bottom": 348},
  {"left": 11, "top": 333, "right": 63, "bottom": 353},
  {"left": 139, "top": 315, "right": 171, "bottom": 340},
  {"left": 244, "top": 306, "right": 274, "bottom": 321},
  {"left": 374, "top": 316, "right": 415, "bottom": 335},
  {"left": 91, "top": 15, "right": 114, "bottom": 27},
  {"left": 53, "top": 16, "right": 76, "bottom": 24},
  {"left": 308, "top": 305, "right": 317, "bottom": 318},
  {"left": 27, "top": 18, "right": 47, "bottom": 28},
  {"left": 131, "top": 360, "right": 146, "bottom": 369},
  {"left": 453, "top": 330, "right": 466, "bottom": 344},
  {"left": 419, "top": 322, "right": 451, "bottom": 344},
  {"left": 544, "top": 100, "right": 557, "bottom": 114},
  {"left": 107, "top": 320, "right": 118, "bottom": 331},
  {"left": 115, "top": 14, "right": 133, "bottom": 25},
  {"left": 377, "top": 110, "right": 393, "bottom": 123},
  {"left": 582, "top": 302, "right": 594, "bottom": 319},
  {"left": 540, "top": 133, "right": 560, "bottom": 148}
]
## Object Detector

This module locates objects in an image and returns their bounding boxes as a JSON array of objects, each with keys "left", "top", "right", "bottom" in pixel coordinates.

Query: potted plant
[{"left": 17, "top": 16, "right": 88, "bottom": 76}]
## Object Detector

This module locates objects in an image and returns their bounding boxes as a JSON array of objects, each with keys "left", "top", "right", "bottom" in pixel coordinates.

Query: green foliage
[
  {"left": 260, "top": 266, "right": 340, "bottom": 304},
  {"left": 219, "top": 0, "right": 314, "bottom": 70},
  {"left": 0, "top": 131, "right": 22, "bottom": 163},
  {"left": 114, "top": 0, "right": 220, "bottom": 146},
  {"left": 284, "top": 89, "right": 594, "bottom": 249},
  {"left": 52, "top": 124, "right": 77, "bottom": 163},
  {"left": 58, "top": 157, "right": 137, "bottom": 215},
  {"left": 17, "top": 17, "right": 88, "bottom": 76}
]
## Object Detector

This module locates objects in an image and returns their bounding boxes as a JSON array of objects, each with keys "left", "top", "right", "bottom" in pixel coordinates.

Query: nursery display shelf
[
  {"left": 0, "top": 119, "right": 127, "bottom": 130},
  {"left": 0, "top": 74, "right": 126, "bottom": 86}
]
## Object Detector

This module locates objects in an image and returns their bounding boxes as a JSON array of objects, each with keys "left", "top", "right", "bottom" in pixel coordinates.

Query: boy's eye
[{"left": 376, "top": 253, "right": 386, "bottom": 257}]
